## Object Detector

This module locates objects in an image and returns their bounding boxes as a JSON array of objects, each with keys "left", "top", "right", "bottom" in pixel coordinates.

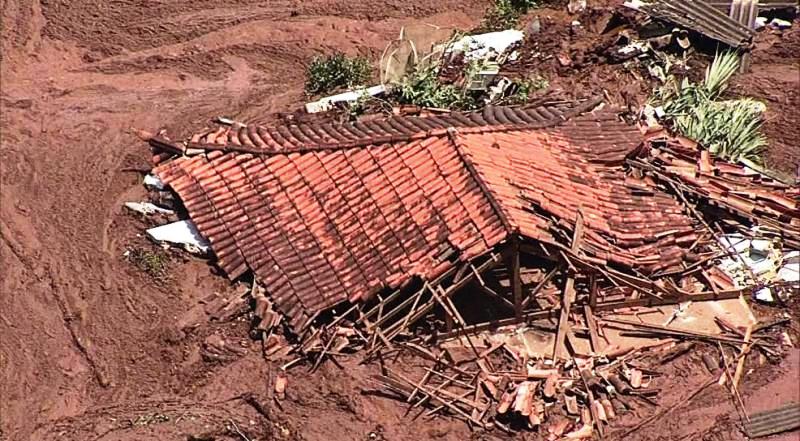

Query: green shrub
[
  {"left": 305, "top": 52, "right": 372, "bottom": 95},
  {"left": 651, "top": 52, "right": 767, "bottom": 164},
  {"left": 482, "top": 0, "right": 539, "bottom": 31},
  {"left": 395, "top": 61, "right": 483, "bottom": 110},
  {"left": 127, "top": 247, "right": 170, "bottom": 282}
]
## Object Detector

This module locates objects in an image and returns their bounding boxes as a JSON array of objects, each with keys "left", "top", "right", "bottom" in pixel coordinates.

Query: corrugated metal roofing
[
  {"left": 627, "top": 0, "right": 755, "bottom": 47},
  {"left": 708, "top": 0, "right": 799, "bottom": 12},
  {"left": 152, "top": 108, "right": 702, "bottom": 330}
]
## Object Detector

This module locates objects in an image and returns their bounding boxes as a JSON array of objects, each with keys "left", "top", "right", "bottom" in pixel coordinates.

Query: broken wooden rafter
[
  {"left": 553, "top": 210, "right": 584, "bottom": 360},
  {"left": 600, "top": 317, "right": 776, "bottom": 349},
  {"left": 435, "top": 288, "right": 745, "bottom": 341},
  {"left": 520, "top": 265, "right": 560, "bottom": 310}
]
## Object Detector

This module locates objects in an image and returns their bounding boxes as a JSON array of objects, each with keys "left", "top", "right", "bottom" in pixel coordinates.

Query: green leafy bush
[
  {"left": 305, "top": 52, "right": 372, "bottom": 95},
  {"left": 127, "top": 247, "right": 170, "bottom": 282},
  {"left": 395, "top": 61, "right": 484, "bottom": 110},
  {"left": 507, "top": 75, "right": 549, "bottom": 104},
  {"left": 482, "top": 0, "right": 539, "bottom": 31},
  {"left": 651, "top": 52, "right": 767, "bottom": 164}
]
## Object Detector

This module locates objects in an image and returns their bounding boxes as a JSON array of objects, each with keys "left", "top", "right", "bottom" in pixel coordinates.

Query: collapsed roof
[{"left": 147, "top": 102, "right": 800, "bottom": 333}]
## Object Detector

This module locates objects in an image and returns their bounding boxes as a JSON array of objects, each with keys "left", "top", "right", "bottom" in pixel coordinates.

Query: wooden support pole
[
  {"left": 511, "top": 241, "right": 523, "bottom": 321},
  {"left": 584, "top": 305, "right": 603, "bottom": 353},
  {"left": 554, "top": 276, "right": 576, "bottom": 360},
  {"left": 589, "top": 274, "right": 598, "bottom": 310},
  {"left": 732, "top": 324, "right": 754, "bottom": 389},
  {"left": 553, "top": 211, "right": 584, "bottom": 360}
]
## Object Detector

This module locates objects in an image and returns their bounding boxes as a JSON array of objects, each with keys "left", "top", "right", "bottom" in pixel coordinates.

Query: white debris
[
  {"left": 124, "top": 202, "right": 174, "bottom": 216},
  {"left": 468, "top": 62, "right": 501, "bottom": 91},
  {"left": 568, "top": 0, "right": 587, "bottom": 13},
  {"left": 147, "top": 220, "right": 210, "bottom": 254},
  {"left": 770, "top": 18, "right": 792, "bottom": 29},
  {"left": 755, "top": 16, "right": 768, "bottom": 30},
  {"left": 143, "top": 174, "right": 165, "bottom": 190},
  {"left": 623, "top": 0, "right": 646, "bottom": 10},
  {"left": 448, "top": 30, "right": 525, "bottom": 61},
  {"left": 778, "top": 251, "right": 799, "bottom": 283},
  {"left": 755, "top": 287, "right": 774, "bottom": 303},
  {"left": 305, "top": 84, "right": 387, "bottom": 114},
  {"left": 717, "top": 233, "right": 798, "bottom": 302}
]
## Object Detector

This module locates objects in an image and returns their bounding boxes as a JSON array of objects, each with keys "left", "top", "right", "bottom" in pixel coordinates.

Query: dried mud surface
[{"left": 1, "top": 1, "right": 798, "bottom": 441}]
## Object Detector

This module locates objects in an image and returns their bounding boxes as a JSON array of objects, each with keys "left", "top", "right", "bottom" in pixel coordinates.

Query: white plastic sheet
[{"left": 147, "top": 220, "right": 210, "bottom": 254}]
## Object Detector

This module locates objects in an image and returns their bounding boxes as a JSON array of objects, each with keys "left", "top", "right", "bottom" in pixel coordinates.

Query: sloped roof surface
[
  {"left": 155, "top": 101, "right": 598, "bottom": 154},
  {"left": 153, "top": 107, "right": 700, "bottom": 329}
]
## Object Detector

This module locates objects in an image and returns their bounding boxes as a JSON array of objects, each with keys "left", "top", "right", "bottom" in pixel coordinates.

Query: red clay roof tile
[{"left": 152, "top": 106, "right": 706, "bottom": 330}]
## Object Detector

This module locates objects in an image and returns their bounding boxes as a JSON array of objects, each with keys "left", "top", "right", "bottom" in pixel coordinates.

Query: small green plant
[
  {"left": 507, "top": 75, "right": 549, "bottom": 104},
  {"left": 129, "top": 413, "right": 170, "bottom": 427},
  {"left": 305, "top": 52, "right": 372, "bottom": 95},
  {"left": 650, "top": 52, "right": 767, "bottom": 164},
  {"left": 482, "top": 0, "right": 539, "bottom": 31},
  {"left": 395, "top": 60, "right": 484, "bottom": 110},
  {"left": 127, "top": 247, "right": 170, "bottom": 282}
]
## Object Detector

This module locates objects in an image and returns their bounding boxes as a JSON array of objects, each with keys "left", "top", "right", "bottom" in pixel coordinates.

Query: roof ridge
[
  {"left": 149, "top": 99, "right": 605, "bottom": 157},
  {"left": 446, "top": 128, "right": 518, "bottom": 236}
]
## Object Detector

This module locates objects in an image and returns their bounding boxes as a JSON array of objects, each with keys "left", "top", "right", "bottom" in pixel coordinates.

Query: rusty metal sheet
[{"left": 625, "top": 0, "right": 755, "bottom": 47}]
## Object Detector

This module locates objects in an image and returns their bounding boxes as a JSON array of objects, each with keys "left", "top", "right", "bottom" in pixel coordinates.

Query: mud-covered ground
[{"left": 1, "top": 1, "right": 798, "bottom": 440}]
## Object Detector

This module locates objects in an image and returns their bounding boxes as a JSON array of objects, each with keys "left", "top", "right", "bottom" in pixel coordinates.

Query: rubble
[
  {"left": 624, "top": 0, "right": 755, "bottom": 48},
  {"left": 304, "top": 84, "right": 388, "bottom": 114},
  {"left": 446, "top": 29, "right": 524, "bottom": 62}
]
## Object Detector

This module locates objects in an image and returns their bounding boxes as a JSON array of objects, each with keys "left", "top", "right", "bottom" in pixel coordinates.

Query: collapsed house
[{"left": 144, "top": 100, "right": 799, "bottom": 435}]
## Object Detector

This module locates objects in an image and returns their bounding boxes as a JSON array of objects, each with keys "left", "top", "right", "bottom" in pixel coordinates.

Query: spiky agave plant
[
  {"left": 674, "top": 99, "right": 767, "bottom": 163},
  {"left": 653, "top": 52, "right": 767, "bottom": 164}
]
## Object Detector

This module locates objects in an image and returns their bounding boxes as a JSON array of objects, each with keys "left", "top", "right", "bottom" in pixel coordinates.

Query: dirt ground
[{"left": 1, "top": 1, "right": 798, "bottom": 441}]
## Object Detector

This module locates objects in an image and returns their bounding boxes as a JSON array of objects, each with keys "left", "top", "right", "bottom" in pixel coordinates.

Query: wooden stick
[
  {"left": 718, "top": 342, "right": 750, "bottom": 422},
  {"left": 731, "top": 324, "right": 754, "bottom": 389},
  {"left": 408, "top": 355, "right": 440, "bottom": 403},
  {"left": 520, "top": 265, "right": 560, "bottom": 309},
  {"left": 553, "top": 274, "right": 576, "bottom": 360},
  {"left": 584, "top": 305, "right": 603, "bottom": 353},
  {"left": 554, "top": 210, "right": 587, "bottom": 361},
  {"left": 511, "top": 241, "right": 523, "bottom": 321}
]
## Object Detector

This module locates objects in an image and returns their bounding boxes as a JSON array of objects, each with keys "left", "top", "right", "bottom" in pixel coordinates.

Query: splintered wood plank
[{"left": 553, "top": 210, "right": 584, "bottom": 360}]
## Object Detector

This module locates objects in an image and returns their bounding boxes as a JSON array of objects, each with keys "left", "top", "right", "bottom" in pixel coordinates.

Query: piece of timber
[
  {"left": 436, "top": 289, "right": 744, "bottom": 340},
  {"left": 553, "top": 211, "right": 584, "bottom": 360}
]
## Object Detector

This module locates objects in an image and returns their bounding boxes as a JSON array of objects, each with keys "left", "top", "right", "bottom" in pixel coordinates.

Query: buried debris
[{"left": 746, "top": 402, "right": 800, "bottom": 438}]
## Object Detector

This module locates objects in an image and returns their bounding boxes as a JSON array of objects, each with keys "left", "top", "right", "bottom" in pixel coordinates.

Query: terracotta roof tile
[{"left": 150, "top": 105, "right": 723, "bottom": 330}]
